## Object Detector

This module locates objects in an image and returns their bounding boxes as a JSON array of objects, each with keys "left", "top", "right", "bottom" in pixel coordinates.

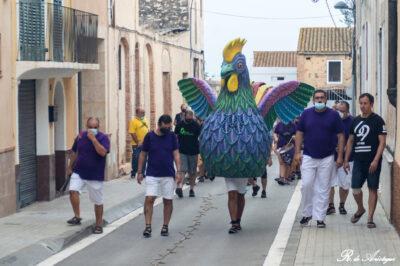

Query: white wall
[{"left": 251, "top": 67, "right": 297, "bottom": 87}]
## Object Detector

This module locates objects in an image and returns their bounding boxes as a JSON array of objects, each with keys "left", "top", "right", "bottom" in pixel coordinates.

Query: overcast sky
[{"left": 204, "top": 0, "right": 347, "bottom": 78}]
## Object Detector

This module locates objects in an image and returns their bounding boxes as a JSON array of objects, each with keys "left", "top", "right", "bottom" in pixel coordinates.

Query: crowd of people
[{"left": 64, "top": 90, "right": 386, "bottom": 236}]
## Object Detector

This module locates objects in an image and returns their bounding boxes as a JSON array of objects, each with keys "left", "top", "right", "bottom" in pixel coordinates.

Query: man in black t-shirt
[
  {"left": 344, "top": 93, "right": 387, "bottom": 229},
  {"left": 174, "top": 109, "right": 201, "bottom": 197},
  {"left": 174, "top": 104, "right": 187, "bottom": 126}
]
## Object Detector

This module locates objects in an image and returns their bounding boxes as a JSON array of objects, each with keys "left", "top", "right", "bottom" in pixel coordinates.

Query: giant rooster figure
[{"left": 178, "top": 38, "right": 315, "bottom": 178}]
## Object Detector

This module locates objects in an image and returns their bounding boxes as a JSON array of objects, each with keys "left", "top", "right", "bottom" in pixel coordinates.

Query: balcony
[{"left": 18, "top": 2, "right": 98, "bottom": 64}]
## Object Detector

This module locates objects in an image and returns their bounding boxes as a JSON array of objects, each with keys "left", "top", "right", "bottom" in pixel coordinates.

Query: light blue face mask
[
  {"left": 88, "top": 128, "right": 98, "bottom": 135},
  {"left": 314, "top": 102, "right": 326, "bottom": 110}
]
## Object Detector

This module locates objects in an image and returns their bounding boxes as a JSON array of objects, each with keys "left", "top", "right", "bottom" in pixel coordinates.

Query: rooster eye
[{"left": 237, "top": 62, "right": 243, "bottom": 69}]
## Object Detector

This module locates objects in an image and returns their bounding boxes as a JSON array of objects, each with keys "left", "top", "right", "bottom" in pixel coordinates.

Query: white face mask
[{"left": 88, "top": 128, "right": 98, "bottom": 135}]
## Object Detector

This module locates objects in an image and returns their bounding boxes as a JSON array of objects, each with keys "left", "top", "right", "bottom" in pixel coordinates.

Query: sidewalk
[
  {"left": 282, "top": 188, "right": 400, "bottom": 266},
  {"left": 0, "top": 175, "right": 146, "bottom": 265}
]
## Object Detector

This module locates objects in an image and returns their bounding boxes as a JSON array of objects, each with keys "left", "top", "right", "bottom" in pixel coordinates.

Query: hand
[
  {"left": 336, "top": 156, "right": 343, "bottom": 168},
  {"left": 267, "top": 158, "right": 273, "bottom": 167},
  {"left": 343, "top": 161, "right": 350, "bottom": 174},
  {"left": 294, "top": 152, "right": 302, "bottom": 167},
  {"left": 67, "top": 167, "right": 73, "bottom": 176},
  {"left": 175, "top": 171, "right": 183, "bottom": 184},
  {"left": 137, "top": 173, "right": 144, "bottom": 184},
  {"left": 369, "top": 160, "right": 379, "bottom": 174},
  {"left": 87, "top": 130, "right": 97, "bottom": 142}
]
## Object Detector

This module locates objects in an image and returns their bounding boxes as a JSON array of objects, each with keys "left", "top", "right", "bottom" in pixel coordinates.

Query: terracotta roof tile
[
  {"left": 297, "top": 27, "right": 353, "bottom": 55},
  {"left": 253, "top": 51, "right": 297, "bottom": 67}
]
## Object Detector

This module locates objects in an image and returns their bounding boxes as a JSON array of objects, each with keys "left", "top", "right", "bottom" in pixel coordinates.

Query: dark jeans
[{"left": 131, "top": 146, "right": 146, "bottom": 177}]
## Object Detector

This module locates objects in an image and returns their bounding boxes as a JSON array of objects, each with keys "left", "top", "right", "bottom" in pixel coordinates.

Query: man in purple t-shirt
[
  {"left": 295, "top": 90, "right": 345, "bottom": 228},
  {"left": 67, "top": 117, "right": 110, "bottom": 234},
  {"left": 137, "top": 115, "right": 183, "bottom": 238}
]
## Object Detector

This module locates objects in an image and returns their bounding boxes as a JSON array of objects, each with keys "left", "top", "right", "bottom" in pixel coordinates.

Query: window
[
  {"left": 193, "top": 58, "right": 199, "bottom": 78},
  {"left": 327, "top": 60, "right": 342, "bottom": 84},
  {"left": 271, "top": 76, "right": 285, "bottom": 82}
]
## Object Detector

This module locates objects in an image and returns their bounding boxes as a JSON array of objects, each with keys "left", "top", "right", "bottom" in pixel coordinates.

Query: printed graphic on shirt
[{"left": 350, "top": 113, "right": 386, "bottom": 162}]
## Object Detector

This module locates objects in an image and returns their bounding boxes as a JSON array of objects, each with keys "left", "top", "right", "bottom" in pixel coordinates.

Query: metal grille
[
  {"left": 18, "top": 80, "right": 37, "bottom": 208},
  {"left": 19, "top": 0, "right": 45, "bottom": 61},
  {"left": 18, "top": 1, "right": 98, "bottom": 63}
]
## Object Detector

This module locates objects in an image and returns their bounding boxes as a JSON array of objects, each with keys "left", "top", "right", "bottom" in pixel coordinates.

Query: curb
[{"left": 0, "top": 192, "right": 145, "bottom": 266}]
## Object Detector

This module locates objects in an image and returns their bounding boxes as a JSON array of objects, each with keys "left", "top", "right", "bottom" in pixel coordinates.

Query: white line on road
[
  {"left": 37, "top": 197, "right": 163, "bottom": 266},
  {"left": 263, "top": 181, "right": 302, "bottom": 266}
]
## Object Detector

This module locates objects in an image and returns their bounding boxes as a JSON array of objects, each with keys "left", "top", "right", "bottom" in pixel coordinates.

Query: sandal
[
  {"left": 67, "top": 216, "right": 82, "bottom": 225},
  {"left": 92, "top": 225, "right": 103, "bottom": 234},
  {"left": 351, "top": 210, "right": 366, "bottom": 224},
  {"left": 161, "top": 224, "right": 169, "bottom": 236},
  {"left": 228, "top": 221, "right": 240, "bottom": 234},
  {"left": 367, "top": 221, "right": 376, "bottom": 228},
  {"left": 143, "top": 224, "right": 152, "bottom": 238}
]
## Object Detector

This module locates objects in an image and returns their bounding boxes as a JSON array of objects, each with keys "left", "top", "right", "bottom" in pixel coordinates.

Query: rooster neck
[{"left": 216, "top": 83, "right": 257, "bottom": 112}]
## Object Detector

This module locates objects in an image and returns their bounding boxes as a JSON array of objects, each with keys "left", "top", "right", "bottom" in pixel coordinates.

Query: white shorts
[
  {"left": 145, "top": 176, "right": 175, "bottom": 200},
  {"left": 69, "top": 173, "right": 104, "bottom": 205},
  {"left": 225, "top": 178, "right": 248, "bottom": 194},
  {"left": 330, "top": 162, "right": 353, "bottom": 190}
]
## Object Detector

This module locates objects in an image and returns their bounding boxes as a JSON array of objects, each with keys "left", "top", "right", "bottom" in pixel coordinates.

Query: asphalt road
[{"left": 56, "top": 163, "right": 296, "bottom": 266}]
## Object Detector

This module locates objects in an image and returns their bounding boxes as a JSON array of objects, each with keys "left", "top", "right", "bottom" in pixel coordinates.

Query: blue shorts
[{"left": 351, "top": 160, "right": 381, "bottom": 190}]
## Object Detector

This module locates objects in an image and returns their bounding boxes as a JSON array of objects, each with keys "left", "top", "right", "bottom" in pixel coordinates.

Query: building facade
[
  {"left": 252, "top": 51, "right": 297, "bottom": 86},
  {"left": 355, "top": 0, "right": 400, "bottom": 233},
  {"left": 0, "top": 0, "right": 17, "bottom": 217},
  {"left": 0, "top": 0, "right": 204, "bottom": 218},
  {"left": 297, "top": 27, "right": 353, "bottom": 108},
  {"left": 75, "top": 0, "right": 204, "bottom": 178}
]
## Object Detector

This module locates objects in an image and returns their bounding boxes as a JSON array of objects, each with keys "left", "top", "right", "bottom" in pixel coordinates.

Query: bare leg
[
  {"left": 261, "top": 178, "right": 267, "bottom": 191},
  {"left": 69, "top": 191, "right": 80, "bottom": 218},
  {"left": 329, "top": 187, "right": 335, "bottom": 205},
  {"left": 237, "top": 193, "right": 245, "bottom": 220},
  {"left": 189, "top": 173, "right": 196, "bottom": 190},
  {"left": 339, "top": 187, "right": 349, "bottom": 204},
  {"left": 163, "top": 198, "right": 173, "bottom": 225},
  {"left": 177, "top": 173, "right": 186, "bottom": 189},
  {"left": 353, "top": 190, "right": 365, "bottom": 215},
  {"left": 144, "top": 196, "right": 156, "bottom": 225},
  {"left": 94, "top": 204, "right": 103, "bottom": 227},
  {"left": 228, "top": 191, "right": 238, "bottom": 221},
  {"left": 368, "top": 189, "right": 378, "bottom": 221}
]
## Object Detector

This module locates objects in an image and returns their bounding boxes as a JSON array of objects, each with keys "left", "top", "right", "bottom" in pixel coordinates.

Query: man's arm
[
  {"left": 294, "top": 131, "right": 304, "bottom": 166},
  {"left": 344, "top": 135, "right": 354, "bottom": 163},
  {"left": 343, "top": 135, "right": 354, "bottom": 174},
  {"left": 374, "top": 135, "right": 386, "bottom": 162},
  {"left": 369, "top": 135, "right": 386, "bottom": 173},
  {"left": 137, "top": 151, "right": 148, "bottom": 184},
  {"left": 130, "top": 133, "right": 139, "bottom": 145},
  {"left": 87, "top": 132, "right": 108, "bottom": 157},
  {"left": 336, "top": 133, "right": 345, "bottom": 167},
  {"left": 67, "top": 152, "right": 77, "bottom": 176},
  {"left": 173, "top": 150, "right": 183, "bottom": 183}
]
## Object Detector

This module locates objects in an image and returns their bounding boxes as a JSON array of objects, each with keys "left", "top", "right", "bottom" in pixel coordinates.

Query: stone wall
[
  {"left": 0, "top": 150, "right": 16, "bottom": 218},
  {"left": 139, "top": 0, "right": 189, "bottom": 32},
  {"left": 392, "top": 161, "right": 400, "bottom": 234},
  {"left": 297, "top": 54, "right": 352, "bottom": 89}
]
